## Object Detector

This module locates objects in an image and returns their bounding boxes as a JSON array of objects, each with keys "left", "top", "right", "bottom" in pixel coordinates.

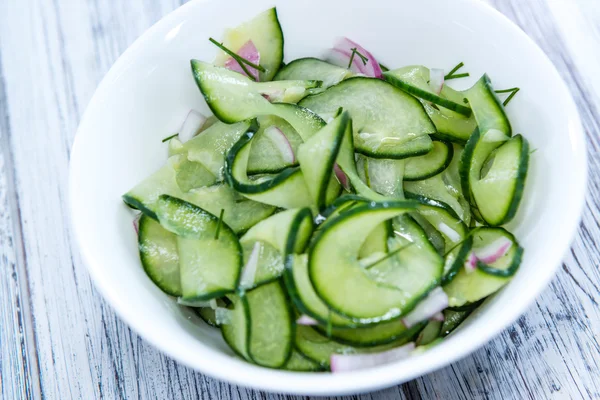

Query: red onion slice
[
  {"left": 429, "top": 68, "right": 445, "bottom": 94},
  {"left": 296, "top": 315, "right": 319, "bottom": 326},
  {"left": 464, "top": 251, "right": 477, "bottom": 273},
  {"left": 402, "top": 287, "right": 449, "bottom": 328},
  {"left": 240, "top": 242, "right": 261, "bottom": 289},
  {"left": 325, "top": 48, "right": 368, "bottom": 75},
  {"left": 224, "top": 40, "right": 260, "bottom": 80},
  {"left": 263, "top": 126, "right": 295, "bottom": 164},
  {"left": 330, "top": 342, "right": 415, "bottom": 372},
  {"left": 437, "top": 222, "right": 461, "bottom": 243},
  {"left": 474, "top": 237, "right": 513, "bottom": 264},
  {"left": 334, "top": 164, "right": 350, "bottom": 190},
  {"left": 327, "top": 37, "right": 383, "bottom": 78},
  {"left": 179, "top": 109, "right": 207, "bottom": 143},
  {"left": 430, "top": 312, "right": 445, "bottom": 322},
  {"left": 133, "top": 213, "right": 141, "bottom": 234}
]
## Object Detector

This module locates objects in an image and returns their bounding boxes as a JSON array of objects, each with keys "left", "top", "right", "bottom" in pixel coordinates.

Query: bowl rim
[{"left": 69, "top": 0, "right": 588, "bottom": 395}]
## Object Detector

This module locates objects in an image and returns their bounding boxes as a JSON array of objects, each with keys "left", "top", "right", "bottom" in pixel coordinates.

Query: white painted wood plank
[{"left": 0, "top": 0, "right": 599, "bottom": 399}]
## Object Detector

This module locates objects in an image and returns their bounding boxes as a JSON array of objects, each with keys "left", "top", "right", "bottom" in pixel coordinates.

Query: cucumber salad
[{"left": 123, "top": 8, "right": 529, "bottom": 372}]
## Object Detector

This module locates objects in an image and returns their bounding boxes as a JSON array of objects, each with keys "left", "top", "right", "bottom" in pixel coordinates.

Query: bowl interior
[{"left": 70, "top": 0, "right": 587, "bottom": 395}]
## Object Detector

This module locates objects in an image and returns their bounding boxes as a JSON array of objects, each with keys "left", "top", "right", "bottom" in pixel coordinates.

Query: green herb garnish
[
  {"left": 444, "top": 62, "right": 470, "bottom": 80},
  {"left": 161, "top": 133, "right": 179, "bottom": 143},
  {"left": 209, "top": 38, "right": 265, "bottom": 81},
  {"left": 214, "top": 208, "right": 225, "bottom": 239},
  {"left": 348, "top": 47, "right": 369, "bottom": 69},
  {"left": 495, "top": 87, "right": 520, "bottom": 106}
]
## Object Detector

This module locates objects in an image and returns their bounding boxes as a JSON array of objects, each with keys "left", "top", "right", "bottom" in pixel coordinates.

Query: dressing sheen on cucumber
[{"left": 123, "top": 7, "right": 530, "bottom": 372}]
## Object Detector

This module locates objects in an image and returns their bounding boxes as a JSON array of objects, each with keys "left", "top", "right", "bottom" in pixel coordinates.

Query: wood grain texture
[{"left": 0, "top": 0, "right": 599, "bottom": 399}]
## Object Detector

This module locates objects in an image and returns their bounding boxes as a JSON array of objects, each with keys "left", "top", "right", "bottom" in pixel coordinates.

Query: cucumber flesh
[
  {"left": 192, "top": 61, "right": 321, "bottom": 126},
  {"left": 180, "top": 184, "right": 275, "bottom": 234},
  {"left": 317, "top": 317, "right": 424, "bottom": 348},
  {"left": 247, "top": 116, "right": 303, "bottom": 174},
  {"left": 246, "top": 281, "right": 293, "bottom": 368},
  {"left": 240, "top": 208, "right": 313, "bottom": 289},
  {"left": 404, "top": 140, "right": 453, "bottom": 181},
  {"left": 416, "top": 320, "right": 443, "bottom": 346},
  {"left": 366, "top": 215, "right": 443, "bottom": 298},
  {"left": 297, "top": 111, "right": 347, "bottom": 208},
  {"left": 471, "top": 135, "right": 529, "bottom": 225},
  {"left": 357, "top": 155, "right": 405, "bottom": 198},
  {"left": 464, "top": 74, "right": 511, "bottom": 137},
  {"left": 283, "top": 351, "right": 322, "bottom": 371},
  {"left": 359, "top": 221, "right": 390, "bottom": 259},
  {"left": 221, "top": 296, "right": 250, "bottom": 359},
  {"left": 404, "top": 174, "right": 468, "bottom": 223},
  {"left": 443, "top": 227, "right": 523, "bottom": 307},
  {"left": 274, "top": 57, "right": 352, "bottom": 91},
  {"left": 225, "top": 132, "right": 313, "bottom": 208},
  {"left": 299, "top": 77, "right": 435, "bottom": 158},
  {"left": 309, "top": 201, "right": 430, "bottom": 321},
  {"left": 138, "top": 215, "right": 181, "bottom": 296},
  {"left": 213, "top": 7, "right": 284, "bottom": 81},
  {"left": 174, "top": 159, "right": 216, "bottom": 192},
  {"left": 155, "top": 195, "right": 242, "bottom": 301},
  {"left": 182, "top": 120, "right": 254, "bottom": 180}
]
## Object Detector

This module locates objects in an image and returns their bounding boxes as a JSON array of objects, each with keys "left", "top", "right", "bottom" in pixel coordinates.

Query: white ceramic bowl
[{"left": 70, "top": 0, "right": 587, "bottom": 395}]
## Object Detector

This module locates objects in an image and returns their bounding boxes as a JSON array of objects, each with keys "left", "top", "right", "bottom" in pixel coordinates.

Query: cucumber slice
[
  {"left": 464, "top": 74, "right": 512, "bottom": 137},
  {"left": 213, "top": 7, "right": 284, "bottom": 81},
  {"left": 416, "top": 320, "right": 443, "bottom": 346},
  {"left": 427, "top": 86, "right": 477, "bottom": 144},
  {"left": 409, "top": 196, "right": 468, "bottom": 253},
  {"left": 356, "top": 155, "right": 405, "bottom": 198},
  {"left": 443, "top": 227, "right": 523, "bottom": 307},
  {"left": 246, "top": 281, "right": 294, "bottom": 368},
  {"left": 195, "top": 299, "right": 229, "bottom": 327},
  {"left": 247, "top": 116, "right": 303, "bottom": 174},
  {"left": 335, "top": 120, "right": 389, "bottom": 201},
  {"left": 294, "top": 326, "right": 412, "bottom": 368},
  {"left": 404, "top": 140, "right": 453, "bottom": 181},
  {"left": 471, "top": 135, "right": 529, "bottom": 225},
  {"left": 191, "top": 61, "right": 321, "bottom": 123},
  {"left": 285, "top": 254, "right": 358, "bottom": 328},
  {"left": 174, "top": 159, "right": 216, "bottom": 192},
  {"left": 138, "top": 215, "right": 181, "bottom": 296},
  {"left": 309, "top": 201, "right": 433, "bottom": 322},
  {"left": 316, "top": 320, "right": 424, "bottom": 348},
  {"left": 298, "top": 77, "right": 435, "bottom": 158},
  {"left": 240, "top": 208, "right": 313, "bottom": 289},
  {"left": 297, "top": 111, "right": 347, "bottom": 208},
  {"left": 404, "top": 174, "right": 468, "bottom": 223},
  {"left": 440, "top": 309, "right": 471, "bottom": 337},
  {"left": 225, "top": 132, "right": 312, "bottom": 208},
  {"left": 274, "top": 58, "right": 352, "bottom": 90},
  {"left": 284, "top": 350, "right": 322, "bottom": 372},
  {"left": 155, "top": 195, "right": 242, "bottom": 301},
  {"left": 221, "top": 295, "right": 250, "bottom": 359},
  {"left": 123, "top": 155, "right": 208, "bottom": 219},
  {"left": 182, "top": 120, "right": 255, "bottom": 180},
  {"left": 366, "top": 215, "right": 443, "bottom": 298},
  {"left": 359, "top": 221, "right": 391, "bottom": 259},
  {"left": 383, "top": 66, "right": 471, "bottom": 116},
  {"left": 442, "top": 236, "right": 473, "bottom": 285},
  {"left": 179, "top": 184, "right": 275, "bottom": 234}
]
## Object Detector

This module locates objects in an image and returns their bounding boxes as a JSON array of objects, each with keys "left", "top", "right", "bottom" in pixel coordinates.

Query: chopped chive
[
  {"left": 444, "top": 62, "right": 470, "bottom": 80},
  {"left": 495, "top": 87, "right": 520, "bottom": 106},
  {"left": 214, "top": 209, "right": 225, "bottom": 239},
  {"left": 161, "top": 133, "right": 178, "bottom": 143},
  {"left": 530, "top": 148, "right": 538, "bottom": 155},
  {"left": 445, "top": 72, "right": 470, "bottom": 81},
  {"left": 363, "top": 243, "right": 413, "bottom": 270},
  {"left": 208, "top": 38, "right": 265, "bottom": 81},
  {"left": 348, "top": 47, "right": 369, "bottom": 69}
]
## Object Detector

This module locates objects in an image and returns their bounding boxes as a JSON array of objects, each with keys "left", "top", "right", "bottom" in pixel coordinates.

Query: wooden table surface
[{"left": 1, "top": 0, "right": 599, "bottom": 398}]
